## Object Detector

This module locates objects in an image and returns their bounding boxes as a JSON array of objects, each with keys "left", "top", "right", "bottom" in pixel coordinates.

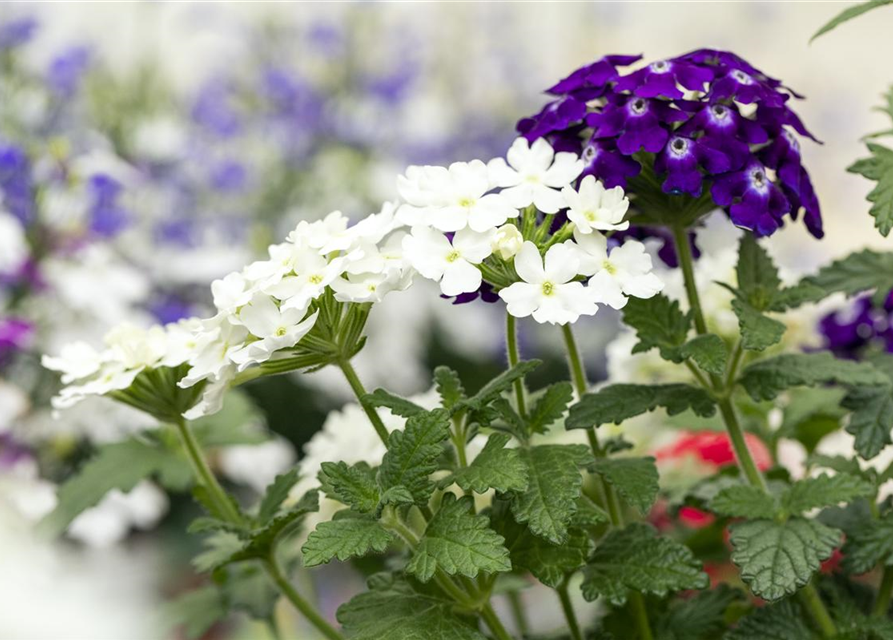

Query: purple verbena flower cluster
[{"left": 518, "top": 50, "right": 822, "bottom": 238}]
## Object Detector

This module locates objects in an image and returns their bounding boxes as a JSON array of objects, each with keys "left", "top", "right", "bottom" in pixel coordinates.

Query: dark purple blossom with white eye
[
  {"left": 819, "top": 292, "right": 893, "bottom": 358},
  {"left": 446, "top": 282, "right": 500, "bottom": 305},
  {"left": 517, "top": 48, "right": 822, "bottom": 240},
  {"left": 580, "top": 137, "right": 641, "bottom": 189},
  {"left": 711, "top": 162, "right": 790, "bottom": 236},
  {"left": 614, "top": 59, "right": 713, "bottom": 99}
]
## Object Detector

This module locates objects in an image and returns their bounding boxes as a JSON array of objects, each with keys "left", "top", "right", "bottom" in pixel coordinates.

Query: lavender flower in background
[{"left": 819, "top": 292, "right": 893, "bottom": 359}]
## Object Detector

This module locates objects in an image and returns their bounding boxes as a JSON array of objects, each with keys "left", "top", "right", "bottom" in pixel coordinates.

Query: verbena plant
[{"left": 41, "top": 45, "right": 893, "bottom": 639}]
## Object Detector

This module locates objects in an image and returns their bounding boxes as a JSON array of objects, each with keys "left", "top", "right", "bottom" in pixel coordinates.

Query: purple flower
[
  {"left": 192, "top": 79, "right": 241, "bottom": 138},
  {"left": 654, "top": 135, "right": 733, "bottom": 196},
  {"left": 614, "top": 59, "right": 713, "bottom": 99},
  {"left": 547, "top": 54, "right": 641, "bottom": 99},
  {"left": 0, "top": 317, "right": 33, "bottom": 364},
  {"left": 580, "top": 137, "right": 641, "bottom": 189},
  {"left": 149, "top": 293, "right": 195, "bottom": 324},
  {"left": 208, "top": 160, "right": 248, "bottom": 192},
  {"left": 587, "top": 95, "right": 686, "bottom": 155},
  {"left": 517, "top": 96, "right": 587, "bottom": 142},
  {"left": 0, "top": 435, "right": 33, "bottom": 470},
  {"left": 47, "top": 46, "right": 91, "bottom": 96},
  {"left": 0, "top": 17, "right": 37, "bottom": 50},
  {"left": 0, "top": 143, "right": 34, "bottom": 224},
  {"left": 445, "top": 282, "right": 500, "bottom": 305},
  {"left": 819, "top": 293, "right": 893, "bottom": 358},
  {"left": 711, "top": 162, "right": 790, "bottom": 236},
  {"left": 87, "top": 174, "right": 129, "bottom": 237}
]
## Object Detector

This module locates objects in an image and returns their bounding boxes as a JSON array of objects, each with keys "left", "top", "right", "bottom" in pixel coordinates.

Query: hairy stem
[
  {"left": 671, "top": 226, "right": 835, "bottom": 637},
  {"left": 173, "top": 418, "right": 342, "bottom": 640},
  {"left": 480, "top": 603, "right": 515, "bottom": 640},
  {"left": 561, "top": 324, "right": 652, "bottom": 640},
  {"left": 874, "top": 566, "right": 893, "bottom": 617},
  {"left": 506, "top": 313, "right": 528, "bottom": 417},
  {"left": 507, "top": 590, "right": 530, "bottom": 637},
  {"left": 557, "top": 578, "right": 584, "bottom": 640},
  {"left": 337, "top": 358, "right": 390, "bottom": 445}
]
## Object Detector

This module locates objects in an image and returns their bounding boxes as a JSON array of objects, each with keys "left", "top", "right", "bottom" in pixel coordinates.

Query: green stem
[
  {"left": 671, "top": 226, "right": 836, "bottom": 638},
  {"left": 264, "top": 555, "right": 344, "bottom": 640},
  {"left": 480, "top": 603, "right": 514, "bottom": 640},
  {"left": 629, "top": 593, "right": 654, "bottom": 640},
  {"left": 453, "top": 416, "right": 469, "bottom": 469},
  {"left": 337, "top": 358, "right": 390, "bottom": 445},
  {"left": 507, "top": 590, "right": 530, "bottom": 637},
  {"left": 874, "top": 566, "right": 893, "bottom": 617},
  {"left": 506, "top": 313, "right": 528, "bottom": 417},
  {"left": 557, "top": 579, "right": 584, "bottom": 640},
  {"left": 561, "top": 324, "right": 589, "bottom": 397},
  {"left": 173, "top": 418, "right": 244, "bottom": 526}
]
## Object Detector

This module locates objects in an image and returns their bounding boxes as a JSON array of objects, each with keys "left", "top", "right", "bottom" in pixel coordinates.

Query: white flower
[
  {"left": 0, "top": 211, "right": 28, "bottom": 275},
  {"left": 287, "top": 210, "right": 351, "bottom": 253},
  {"left": 42, "top": 342, "right": 104, "bottom": 384},
  {"left": 488, "top": 137, "right": 584, "bottom": 214},
  {"left": 562, "top": 175, "right": 630, "bottom": 233},
  {"left": 574, "top": 231, "right": 664, "bottom": 310},
  {"left": 397, "top": 160, "right": 517, "bottom": 233},
  {"left": 230, "top": 294, "right": 319, "bottom": 368},
  {"left": 499, "top": 241, "right": 597, "bottom": 325},
  {"left": 331, "top": 270, "right": 405, "bottom": 303},
  {"left": 403, "top": 226, "right": 495, "bottom": 296},
  {"left": 211, "top": 272, "right": 254, "bottom": 313},
  {"left": 219, "top": 439, "right": 296, "bottom": 493},
  {"left": 179, "top": 314, "right": 248, "bottom": 388},
  {"left": 491, "top": 224, "right": 524, "bottom": 260},
  {"left": 263, "top": 251, "right": 346, "bottom": 313},
  {"left": 104, "top": 324, "right": 167, "bottom": 370},
  {"left": 67, "top": 481, "right": 168, "bottom": 548}
]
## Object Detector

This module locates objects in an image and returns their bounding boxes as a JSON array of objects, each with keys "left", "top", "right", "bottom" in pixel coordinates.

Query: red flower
[{"left": 655, "top": 431, "right": 772, "bottom": 471}]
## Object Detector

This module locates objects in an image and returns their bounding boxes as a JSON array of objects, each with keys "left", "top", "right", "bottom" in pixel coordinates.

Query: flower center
[
  {"left": 275, "top": 327, "right": 287, "bottom": 337},
  {"left": 524, "top": 174, "right": 541, "bottom": 183},
  {"left": 630, "top": 98, "right": 648, "bottom": 115},
  {"left": 583, "top": 143, "right": 600, "bottom": 162},
  {"left": 731, "top": 69, "right": 753, "bottom": 85},
  {"left": 584, "top": 210, "right": 597, "bottom": 222},
  {"left": 711, "top": 104, "right": 729, "bottom": 119},
  {"left": 670, "top": 138, "right": 688, "bottom": 156},
  {"left": 649, "top": 60, "right": 670, "bottom": 73},
  {"left": 541, "top": 281, "right": 555, "bottom": 296},
  {"left": 602, "top": 260, "right": 617, "bottom": 275},
  {"left": 309, "top": 274, "right": 324, "bottom": 284},
  {"left": 749, "top": 166, "right": 769, "bottom": 192},
  {"left": 445, "top": 250, "right": 461, "bottom": 263},
  {"left": 458, "top": 197, "right": 475, "bottom": 208}
]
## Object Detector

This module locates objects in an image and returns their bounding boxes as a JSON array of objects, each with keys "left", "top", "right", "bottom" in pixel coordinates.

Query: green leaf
[
  {"left": 511, "top": 527, "right": 593, "bottom": 588},
  {"left": 527, "top": 382, "right": 574, "bottom": 435},
  {"left": 843, "top": 385, "right": 893, "bottom": 460},
  {"left": 162, "top": 586, "right": 226, "bottom": 640},
  {"left": 567, "top": 384, "right": 716, "bottom": 430},
  {"left": 38, "top": 436, "right": 191, "bottom": 537},
  {"left": 364, "top": 389, "right": 425, "bottom": 418},
  {"left": 510, "top": 445, "right": 592, "bottom": 544},
  {"left": 782, "top": 473, "right": 875, "bottom": 514},
  {"left": 735, "top": 233, "right": 781, "bottom": 308},
  {"left": 192, "top": 485, "right": 244, "bottom": 523},
  {"left": 319, "top": 461, "right": 380, "bottom": 514},
  {"left": 571, "top": 497, "right": 610, "bottom": 527},
  {"left": 841, "top": 513, "right": 893, "bottom": 574},
  {"left": 738, "top": 352, "right": 890, "bottom": 402},
  {"left": 580, "top": 523, "right": 708, "bottom": 605},
  {"left": 377, "top": 486, "right": 415, "bottom": 516},
  {"left": 621, "top": 294, "right": 691, "bottom": 360},
  {"left": 433, "top": 366, "right": 465, "bottom": 409},
  {"left": 337, "top": 575, "right": 486, "bottom": 640},
  {"left": 591, "top": 457, "right": 659, "bottom": 514},
  {"left": 302, "top": 513, "right": 394, "bottom": 567},
  {"left": 805, "top": 250, "right": 893, "bottom": 306},
  {"left": 461, "top": 360, "right": 541, "bottom": 411},
  {"left": 193, "top": 532, "right": 246, "bottom": 573},
  {"left": 407, "top": 494, "right": 510, "bottom": 582},
  {"left": 812, "top": 0, "right": 893, "bottom": 42},
  {"left": 379, "top": 409, "right": 451, "bottom": 505},
  {"left": 655, "top": 584, "right": 744, "bottom": 640},
  {"left": 732, "top": 299, "right": 786, "bottom": 352},
  {"left": 725, "top": 600, "right": 813, "bottom": 640},
  {"left": 849, "top": 142, "right": 893, "bottom": 237},
  {"left": 257, "top": 467, "right": 301, "bottom": 523},
  {"left": 729, "top": 518, "right": 840, "bottom": 601},
  {"left": 710, "top": 485, "right": 778, "bottom": 519},
  {"left": 451, "top": 434, "right": 528, "bottom": 495},
  {"left": 220, "top": 562, "right": 278, "bottom": 620},
  {"left": 678, "top": 334, "right": 728, "bottom": 375}
]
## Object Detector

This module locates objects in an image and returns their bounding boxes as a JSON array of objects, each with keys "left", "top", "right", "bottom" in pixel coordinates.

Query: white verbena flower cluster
[{"left": 44, "top": 136, "right": 664, "bottom": 419}]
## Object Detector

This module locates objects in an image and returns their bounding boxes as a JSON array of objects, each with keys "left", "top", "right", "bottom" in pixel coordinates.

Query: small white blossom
[
  {"left": 403, "top": 226, "right": 495, "bottom": 296},
  {"left": 230, "top": 294, "right": 319, "bottom": 369},
  {"left": 397, "top": 160, "right": 517, "bottom": 233},
  {"left": 562, "top": 175, "right": 630, "bottom": 234},
  {"left": 211, "top": 272, "right": 254, "bottom": 313},
  {"left": 491, "top": 224, "right": 524, "bottom": 260},
  {"left": 574, "top": 230, "right": 664, "bottom": 310},
  {"left": 42, "top": 342, "right": 105, "bottom": 385},
  {"left": 68, "top": 481, "right": 168, "bottom": 548},
  {"left": 499, "top": 241, "right": 597, "bottom": 325},
  {"left": 488, "top": 137, "right": 584, "bottom": 214},
  {"left": 263, "top": 250, "right": 346, "bottom": 313},
  {"left": 0, "top": 211, "right": 28, "bottom": 275}
]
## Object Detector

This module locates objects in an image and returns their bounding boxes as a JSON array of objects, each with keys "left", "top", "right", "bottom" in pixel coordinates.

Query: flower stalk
[
  {"left": 506, "top": 313, "right": 528, "bottom": 417},
  {"left": 337, "top": 358, "right": 390, "bottom": 445}
]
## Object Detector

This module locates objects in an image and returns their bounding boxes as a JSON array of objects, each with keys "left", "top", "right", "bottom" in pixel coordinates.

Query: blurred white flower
[
  {"left": 67, "top": 481, "right": 168, "bottom": 548},
  {"left": 488, "top": 137, "right": 583, "bottom": 213},
  {"left": 499, "top": 241, "right": 597, "bottom": 325},
  {"left": 0, "top": 211, "right": 28, "bottom": 275},
  {"left": 219, "top": 439, "right": 296, "bottom": 494},
  {"left": 562, "top": 175, "right": 630, "bottom": 233},
  {"left": 403, "top": 226, "right": 495, "bottom": 296}
]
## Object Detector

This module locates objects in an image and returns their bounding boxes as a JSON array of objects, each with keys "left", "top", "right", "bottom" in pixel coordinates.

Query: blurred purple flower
[
  {"left": 47, "top": 46, "right": 91, "bottom": 96},
  {"left": 0, "top": 17, "right": 37, "bottom": 50},
  {"left": 819, "top": 293, "right": 893, "bottom": 358}
]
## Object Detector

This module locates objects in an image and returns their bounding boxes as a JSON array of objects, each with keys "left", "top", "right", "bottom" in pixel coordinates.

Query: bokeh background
[{"left": 2, "top": 3, "right": 893, "bottom": 639}]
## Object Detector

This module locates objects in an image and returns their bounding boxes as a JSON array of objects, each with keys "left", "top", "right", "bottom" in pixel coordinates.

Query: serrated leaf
[
  {"left": 571, "top": 497, "right": 610, "bottom": 527},
  {"left": 319, "top": 461, "right": 380, "bottom": 514},
  {"left": 849, "top": 142, "right": 893, "bottom": 237},
  {"left": 782, "top": 473, "right": 875, "bottom": 514},
  {"left": 302, "top": 513, "right": 394, "bottom": 567},
  {"left": 591, "top": 457, "right": 659, "bottom": 514},
  {"left": 729, "top": 517, "right": 840, "bottom": 601},
  {"left": 567, "top": 384, "right": 716, "bottom": 430},
  {"left": 38, "top": 436, "right": 191, "bottom": 537},
  {"left": 379, "top": 409, "right": 451, "bottom": 505},
  {"left": 452, "top": 433, "right": 528, "bottom": 495},
  {"left": 193, "top": 532, "right": 246, "bottom": 572},
  {"left": 725, "top": 600, "right": 813, "bottom": 640},
  {"left": 527, "top": 382, "right": 574, "bottom": 435},
  {"left": 710, "top": 485, "right": 779, "bottom": 519},
  {"left": 364, "top": 389, "right": 425, "bottom": 418},
  {"left": 510, "top": 445, "right": 592, "bottom": 544},
  {"left": 738, "top": 352, "right": 890, "bottom": 402},
  {"left": 257, "top": 467, "right": 301, "bottom": 523},
  {"left": 162, "top": 586, "right": 227, "bottom": 640},
  {"left": 581, "top": 523, "right": 708, "bottom": 605},
  {"left": 434, "top": 366, "right": 465, "bottom": 410},
  {"left": 679, "top": 334, "right": 729, "bottom": 375},
  {"left": 841, "top": 513, "right": 893, "bottom": 574},
  {"left": 732, "top": 299, "right": 786, "bottom": 351},
  {"left": 461, "top": 360, "right": 541, "bottom": 411},
  {"left": 843, "top": 385, "right": 893, "bottom": 460},
  {"left": 407, "top": 494, "right": 510, "bottom": 582},
  {"left": 805, "top": 250, "right": 893, "bottom": 306},
  {"left": 736, "top": 233, "right": 781, "bottom": 310},
  {"left": 655, "top": 584, "right": 744, "bottom": 640},
  {"left": 221, "top": 562, "right": 278, "bottom": 620},
  {"left": 336, "top": 575, "right": 486, "bottom": 640},
  {"left": 622, "top": 294, "right": 692, "bottom": 360},
  {"left": 376, "top": 485, "right": 415, "bottom": 517}
]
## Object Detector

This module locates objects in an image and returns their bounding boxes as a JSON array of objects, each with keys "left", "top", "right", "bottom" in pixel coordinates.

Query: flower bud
[{"left": 491, "top": 224, "right": 523, "bottom": 260}]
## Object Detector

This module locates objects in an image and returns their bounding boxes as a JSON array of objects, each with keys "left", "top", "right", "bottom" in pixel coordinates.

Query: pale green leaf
[
  {"left": 302, "top": 513, "right": 394, "bottom": 567},
  {"left": 257, "top": 467, "right": 301, "bottom": 523}
]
